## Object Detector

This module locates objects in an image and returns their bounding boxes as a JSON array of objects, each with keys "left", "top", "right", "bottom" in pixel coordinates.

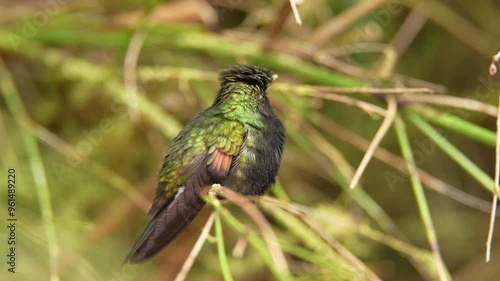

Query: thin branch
[
  {"left": 138, "top": 66, "right": 217, "bottom": 83},
  {"left": 390, "top": 6, "right": 428, "bottom": 59},
  {"left": 124, "top": 30, "right": 147, "bottom": 122},
  {"left": 231, "top": 235, "right": 249, "bottom": 258},
  {"left": 350, "top": 96, "right": 398, "bottom": 188},
  {"left": 260, "top": 197, "right": 382, "bottom": 281},
  {"left": 486, "top": 52, "right": 500, "bottom": 262},
  {"left": 260, "top": 196, "right": 309, "bottom": 217},
  {"left": 138, "top": 66, "right": 435, "bottom": 97},
  {"left": 311, "top": 0, "right": 388, "bottom": 46},
  {"left": 409, "top": 114, "right": 495, "bottom": 194},
  {"left": 174, "top": 212, "right": 217, "bottom": 281},
  {"left": 210, "top": 185, "right": 290, "bottom": 275},
  {"left": 399, "top": 0, "right": 496, "bottom": 57},
  {"left": 393, "top": 74, "right": 448, "bottom": 94},
  {"left": 398, "top": 93, "right": 498, "bottom": 117},
  {"left": 274, "top": 83, "right": 435, "bottom": 94},
  {"left": 302, "top": 218, "right": 382, "bottom": 281},
  {"left": 410, "top": 105, "right": 495, "bottom": 147},
  {"left": 313, "top": 114, "right": 495, "bottom": 214},
  {"left": 286, "top": 90, "right": 388, "bottom": 116},
  {"left": 394, "top": 119, "right": 450, "bottom": 281},
  {"left": 264, "top": 1, "right": 292, "bottom": 49},
  {"left": 289, "top": 0, "right": 302, "bottom": 25}
]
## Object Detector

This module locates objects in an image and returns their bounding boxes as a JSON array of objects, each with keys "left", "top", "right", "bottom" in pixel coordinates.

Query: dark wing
[
  {"left": 123, "top": 170, "right": 208, "bottom": 263},
  {"left": 123, "top": 121, "right": 245, "bottom": 264}
]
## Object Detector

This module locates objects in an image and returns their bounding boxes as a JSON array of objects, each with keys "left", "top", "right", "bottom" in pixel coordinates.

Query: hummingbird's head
[
  {"left": 219, "top": 64, "right": 277, "bottom": 92},
  {"left": 213, "top": 65, "right": 278, "bottom": 117}
]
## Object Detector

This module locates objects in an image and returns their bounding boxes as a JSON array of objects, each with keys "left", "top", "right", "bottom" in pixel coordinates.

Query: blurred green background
[{"left": 1, "top": 0, "right": 500, "bottom": 280}]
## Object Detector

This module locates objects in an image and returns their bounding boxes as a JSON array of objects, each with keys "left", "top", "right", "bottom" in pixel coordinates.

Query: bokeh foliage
[{"left": 1, "top": 0, "right": 500, "bottom": 280}]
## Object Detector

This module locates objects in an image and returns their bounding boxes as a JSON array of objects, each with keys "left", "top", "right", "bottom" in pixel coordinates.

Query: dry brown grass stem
[
  {"left": 124, "top": 30, "right": 147, "bottom": 122},
  {"left": 302, "top": 219, "right": 383, "bottom": 281},
  {"left": 289, "top": 0, "right": 302, "bottom": 25},
  {"left": 211, "top": 185, "right": 290, "bottom": 275},
  {"left": 260, "top": 197, "right": 382, "bottom": 281},
  {"left": 288, "top": 90, "right": 387, "bottom": 116},
  {"left": 274, "top": 83, "right": 435, "bottom": 94},
  {"left": 311, "top": 0, "right": 388, "bottom": 46},
  {"left": 398, "top": 93, "right": 498, "bottom": 117},
  {"left": 486, "top": 52, "right": 500, "bottom": 262},
  {"left": 315, "top": 116, "right": 495, "bottom": 213},
  {"left": 174, "top": 212, "right": 217, "bottom": 281},
  {"left": 390, "top": 6, "right": 428, "bottom": 59},
  {"left": 231, "top": 235, "right": 249, "bottom": 258},
  {"left": 350, "top": 96, "right": 398, "bottom": 189}
]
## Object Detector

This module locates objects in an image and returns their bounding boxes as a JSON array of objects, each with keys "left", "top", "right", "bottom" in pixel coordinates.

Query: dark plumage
[{"left": 123, "top": 65, "right": 286, "bottom": 264}]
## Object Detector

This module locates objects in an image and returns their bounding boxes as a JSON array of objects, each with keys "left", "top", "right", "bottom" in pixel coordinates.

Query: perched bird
[{"left": 123, "top": 65, "right": 286, "bottom": 264}]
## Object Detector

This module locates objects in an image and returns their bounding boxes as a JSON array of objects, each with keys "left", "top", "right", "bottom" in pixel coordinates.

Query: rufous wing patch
[{"left": 207, "top": 147, "right": 232, "bottom": 183}]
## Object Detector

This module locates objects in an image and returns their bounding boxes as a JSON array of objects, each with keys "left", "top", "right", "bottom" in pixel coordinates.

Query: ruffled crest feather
[{"left": 219, "top": 65, "right": 277, "bottom": 90}]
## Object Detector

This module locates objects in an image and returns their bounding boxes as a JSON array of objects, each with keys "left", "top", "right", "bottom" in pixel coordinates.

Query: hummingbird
[{"left": 123, "top": 65, "right": 286, "bottom": 264}]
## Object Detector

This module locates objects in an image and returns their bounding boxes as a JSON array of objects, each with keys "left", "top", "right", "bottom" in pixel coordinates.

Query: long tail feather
[{"left": 123, "top": 172, "right": 208, "bottom": 264}]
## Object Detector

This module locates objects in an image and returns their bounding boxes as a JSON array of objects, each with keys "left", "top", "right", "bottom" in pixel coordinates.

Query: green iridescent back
[{"left": 123, "top": 65, "right": 285, "bottom": 263}]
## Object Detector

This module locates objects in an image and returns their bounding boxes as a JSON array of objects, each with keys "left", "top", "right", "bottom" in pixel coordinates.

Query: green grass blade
[
  {"left": 214, "top": 213, "right": 234, "bottom": 281},
  {"left": 407, "top": 112, "right": 495, "bottom": 193},
  {"left": 292, "top": 114, "right": 399, "bottom": 233},
  {"left": 205, "top": 193, "right": 289, "bottom": 280},
  {"left": 394, "top": 119, "right": 451, "bottom": 281},
  {"left": 0, "top": 59, "right": 60, "bottom": 281},
  {"left": 410, "top": 106, "right": 496, "bottom": 147}
]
